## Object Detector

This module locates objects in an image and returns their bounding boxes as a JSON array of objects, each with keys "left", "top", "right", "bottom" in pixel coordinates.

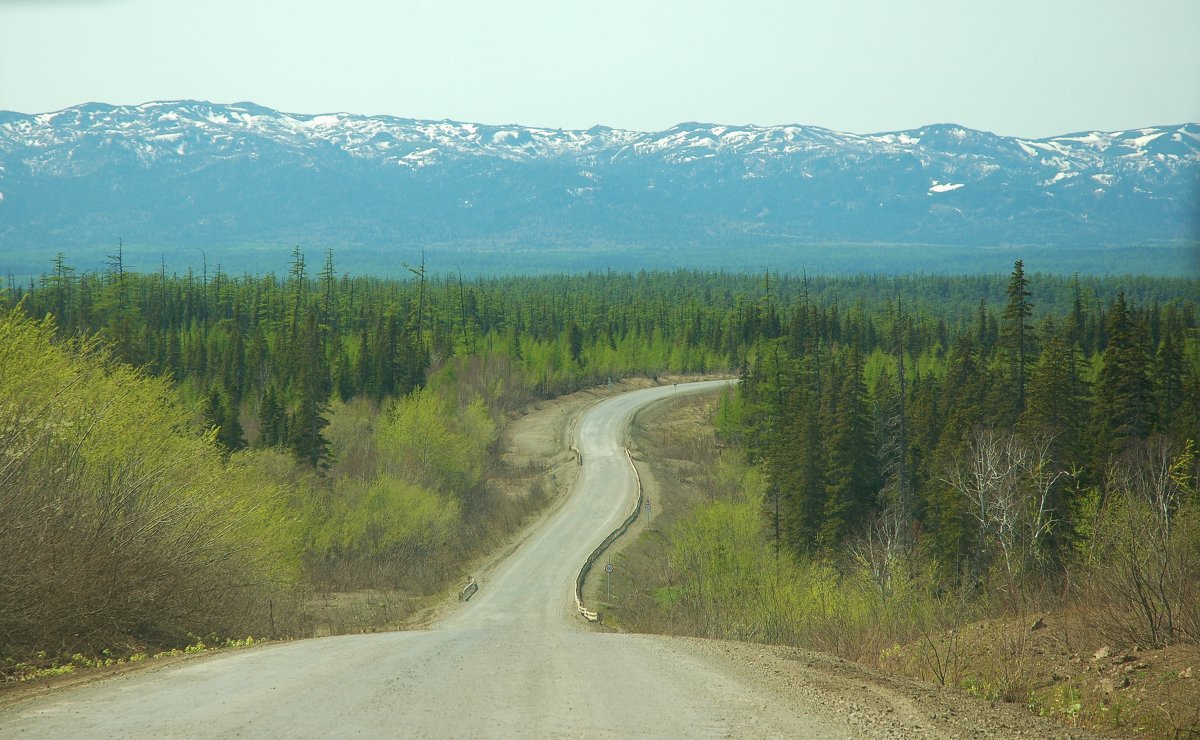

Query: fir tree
[
  {"left": 1154, "top": 328, "right": 1185, "bottom": 437},
  {"left": 1093, "top": 292, "right": 1156, "bottom": 465},
  {"left": 995, "top": 259, "right": 1034, "bottom": 425},
  {"left": 819, "top": 348, "right": 878, "bottom": 548},
  {"left": 772, "top": 383, "right": 824, "bottom": 553},
  {"left": 257, "top": 384, "right": 287, "bottom": 447},
  {"left": 1021, "top": 326, "right": 1089, "bottom": 469},
  {"left": 205, "top": 386, "right": 245, "bottom": 452},
  {"left": 289, "top": 306, "right": 331, "bottom": 468},
  {"left": 567, "top": 321, "right": 585, "bottom": 367}
]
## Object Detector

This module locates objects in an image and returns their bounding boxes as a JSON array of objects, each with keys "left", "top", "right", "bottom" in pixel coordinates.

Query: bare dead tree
[
  {"left": 848, "top": 499, "right": 907, "bottom": 600},
  {"left": 942, "top": 429, "right": 1066, "bottom": 585}
]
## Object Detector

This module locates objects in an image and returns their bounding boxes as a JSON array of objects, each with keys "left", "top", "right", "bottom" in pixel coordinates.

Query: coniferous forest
[
  {"left": 716, "top": 260, "right": 1200, "bottom": 653},
  {"left": 1, "top": 251, "right": 1198, "bottom": 679}
]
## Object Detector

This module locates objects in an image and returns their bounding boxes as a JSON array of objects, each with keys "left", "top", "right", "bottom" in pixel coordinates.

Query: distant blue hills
[{"left": 0, "top": 101, "right": 1196, "bottom": 275}]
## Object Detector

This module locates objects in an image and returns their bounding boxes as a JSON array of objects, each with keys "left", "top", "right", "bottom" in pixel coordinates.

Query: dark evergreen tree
[
  {"left": 289, "top": 306, "right": 331, "bottom": 468},
  {"left": 567, "top": 321, "right": 585, "bottom": 367},
  {"left": 1092, "top": 292, "right": 1156, "bottom": 466},
  {"left": 819, "top": 348, "right": 878, "bottom": 548},
  {"left": 771, "top": 383, "right": 824, "bottom": 554},
  {"left": 1154, "top": 328, "right": 1186, "bottom": 438},
  {"left": 1021, "top": 326, "right": 1089, "bottom": 469},
  {"left": 994, "top": 259, "right": 1034, "bottom": 425},
  {"left": 205, "top": 386, "right": 245, "bottom": 452},
  {"left": 258, "top": 384, "right": 288, "bottom": 447}
]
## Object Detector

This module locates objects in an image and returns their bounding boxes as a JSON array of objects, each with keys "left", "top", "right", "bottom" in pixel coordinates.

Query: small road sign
[{"left": 604, "top": 563, "right": 613, "bottom": 573}]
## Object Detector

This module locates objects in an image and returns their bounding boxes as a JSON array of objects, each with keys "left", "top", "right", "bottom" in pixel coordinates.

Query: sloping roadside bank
[{"left": 595, "top": 391, "right": 1101, "bottom": 739}]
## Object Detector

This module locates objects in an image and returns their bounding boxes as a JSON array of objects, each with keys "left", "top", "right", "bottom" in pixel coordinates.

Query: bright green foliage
[
  {"left": 668, "top": 455, "right": 968, "bottom": 656},
  {"left": 294, "top": 388, "right": 498, "bottom": 590},
  {"left": 377, "top": 388, "right": 496, "bottom": 501},
  {"left": 309, "top": 477, "right": 459, "bottom": 563},
  {"left": 0, "top": 305, "right": 290, "bottom": 657}
]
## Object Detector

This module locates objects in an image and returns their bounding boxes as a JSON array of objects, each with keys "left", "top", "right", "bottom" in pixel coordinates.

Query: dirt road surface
[{"left": 0, "top": 381, "right": 1079, "bottom": 738}]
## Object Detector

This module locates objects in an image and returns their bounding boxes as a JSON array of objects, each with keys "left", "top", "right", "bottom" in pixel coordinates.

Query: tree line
[
  {"left": 11, "top": 251, "right": 1195, "bottom": 467},
  {"left": 3, "top": 252, "right": 1197, "bottom": 665}
]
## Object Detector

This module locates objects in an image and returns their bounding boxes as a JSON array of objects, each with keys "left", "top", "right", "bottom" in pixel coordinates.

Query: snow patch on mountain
[
  {"left": 929, "top": 181, "right": 965, "bottom": 194},
  {"left": 0, "top": 100, "right": 1195, "bottom": 249},
  {"left": 1041, "top": 171, "right": 1080, "bottom": 186}
]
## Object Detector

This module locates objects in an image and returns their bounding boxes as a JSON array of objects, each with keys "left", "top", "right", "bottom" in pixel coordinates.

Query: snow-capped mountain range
[{"left": 0, "top": 100, "right": 1196, "bottom": 258}]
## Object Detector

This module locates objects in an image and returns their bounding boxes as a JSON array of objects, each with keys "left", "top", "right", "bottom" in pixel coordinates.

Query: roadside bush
[
  {"left": 303, "top": 385, "right": 509, "bottom": 593},
  {"left": 664, "top": 455, "right": 975, "bottom": 665},
  {"left": 0, "top": 307, "right": 291, "bottom": 659},
  {"left": 303, "top": 475, "right": 460, "bottom": 591},
  {"left": 1075, "top": 438, "right": 1200, "bottom": 647},
  {"left": 376, "top": 387, "right": 495, "bottom": 502}
]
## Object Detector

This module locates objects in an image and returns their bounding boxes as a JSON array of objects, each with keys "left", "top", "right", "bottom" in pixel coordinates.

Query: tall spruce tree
[
  {"left": 290, "top": 306, "right": 331, "bottom": 468},
  {"left": 1092, "top": 292, "right": 1156, "bottom": 466},
  {"left": 1021, "top": 326, "right": 1089, "bottom": 469},
  {"left": 774, "top": 382, "right": 825, "bottom": 554},
  {"left": 205, "top": 386, "right": 245, "bottom": 452},
  {"left": 1154, "top": 328, "right": 1186, "bottom": 438},
  {"left": 995, "top": 260, "right": 1034, "bottom": 425},
  {"left": 257, "top": 384, "right": 287, "bottom": 447},
  {"left": 819, "top": 347, "right": 878, "bottom": 548}
]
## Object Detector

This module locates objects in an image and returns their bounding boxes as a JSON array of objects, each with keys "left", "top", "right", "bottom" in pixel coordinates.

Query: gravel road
[{"left": 0, "top": 381, "right": 1081, "bottom": 738}]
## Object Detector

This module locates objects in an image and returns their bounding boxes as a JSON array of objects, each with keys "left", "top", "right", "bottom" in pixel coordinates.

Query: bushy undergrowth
[
  {"left": 666, "top": 456, "right": 980, "bottom": 669},
  {"left": 304, "top": 388, "right": 495, "bottom": 592},
  {"left": 634, "top": 395, "right": 1199, "bottom": 687},
  {"left": 1074, "top": 439, "right": 1200, "bottom": 648},
  {"left": 1, "top": 292, "right": 591, "bottom": 673},
  {"left": 0, "top": 308, "right": 294, "bottom": 660}
]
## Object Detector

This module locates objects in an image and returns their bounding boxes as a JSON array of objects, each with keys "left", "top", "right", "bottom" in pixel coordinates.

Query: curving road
[{"left": 0, "top": 381, "right": 862, "bottom": 738}]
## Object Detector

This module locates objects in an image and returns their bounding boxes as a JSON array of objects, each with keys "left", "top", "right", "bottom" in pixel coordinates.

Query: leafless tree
[
  {"left": 1086, "top": 438, "right": 1199, "bottom": 647},
  {"left": 848, "top": 500, "right": 907, "bottom": 600},
  {"left": 943, "top": 429, "right": 1066, "bottom": 584}
]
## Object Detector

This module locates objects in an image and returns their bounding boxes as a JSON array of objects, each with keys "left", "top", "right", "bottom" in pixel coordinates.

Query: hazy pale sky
[{"left": 1, "top": 0, "right": 1197, "bottom": 137}]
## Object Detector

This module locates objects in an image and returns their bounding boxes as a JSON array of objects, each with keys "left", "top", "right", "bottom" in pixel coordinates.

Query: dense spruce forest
[
  {"left": 732, "top": 260, "right": 1199, "bottom": 564},
  {"left": 705, "top": 257, "right": 1195, "bottom": 647},
  {"left": 2, "top": 251, "right": 1198, "bottom": 675}
]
